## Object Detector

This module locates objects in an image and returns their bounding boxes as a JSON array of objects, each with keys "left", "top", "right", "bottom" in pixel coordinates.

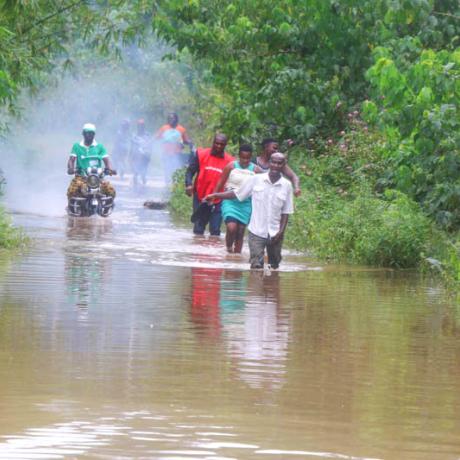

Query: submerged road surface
[{"left": 0, "top": 176, "right": 459, "bottom": 460}]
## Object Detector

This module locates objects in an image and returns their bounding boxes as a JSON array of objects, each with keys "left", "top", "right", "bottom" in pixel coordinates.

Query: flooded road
[{"left": 0, "top": 177, "right": 459, "bottom": 460}]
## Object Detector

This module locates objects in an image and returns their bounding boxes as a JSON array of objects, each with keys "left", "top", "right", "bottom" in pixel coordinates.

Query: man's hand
[
  {"left": 269, "top": 231, "right": 284, "bottom": 245},
  {"left": 294, "top": 187, "right": 301, "bottom": 197},
  {"left": 185, "top": 185, "right": 193, "bottom": 196},
  {"left": 105, "top": 168, "right": 117, "bottom": 176},
  {"left": 204, "top": 194, "right": 216, "bottom": 203},
  {"left": 67, "top": 168, "right": 75, "bottom": 175}
]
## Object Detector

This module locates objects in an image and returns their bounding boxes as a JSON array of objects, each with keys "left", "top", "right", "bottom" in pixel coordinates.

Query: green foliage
[
  {"left": 444, "top": 239, "right": 460, "bottom": 285},
  {"left": 169, "top": 168, "right": 192, "bottom": 219},
  {"left": 286, "top": 127, "right": 431, "bottom": 268},
  {"left": 365, "top": 42, "right": 460, "bottom": 230},
  {"left": 0, "top": 0, "right": 157, "bottom": 130},
  {"left": 422, "top": 230, "right": 460, "bottom": 289},
  {"left": 154, "top": 0, "right": 373, "bottom": 141},
  {"left": 153, "top": 0, "right": 460, "bottom": 142},
  {"left": 289, "top": 120, "right": 387, "bottom": 191},
  {"left": 287, "top": 187, "right": 430, "bottom": 268},
  {"left": 0, "top": 206, "right": 27, "bottom": 249}
]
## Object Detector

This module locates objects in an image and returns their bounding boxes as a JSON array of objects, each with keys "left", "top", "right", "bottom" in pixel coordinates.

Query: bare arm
[
  {"left": 254, "top": 165, "right": 264, "bottom": 174},
  {"left": 67, "top": 156, "right": 76, "bottom": 173},
  {"left": 103, "top": 157, "right": 116, "bottom": 174},
  {"left": 185, "top": 150, "right": 199, "bottom": 196},
  {"left": 182, "top": 130, "right": 192, "bottom": 146},
  {"left": 213, "top": 162, "right": 234, "bottom": 193},
  {"left": 205, "top": 190, "right": 237, "bottom": 202},
  {"left": 282, "top": 164, "right": 301, "bottom": 196},
  {"left": 271, "top": 214, "right": 289, "bottom": 243}
]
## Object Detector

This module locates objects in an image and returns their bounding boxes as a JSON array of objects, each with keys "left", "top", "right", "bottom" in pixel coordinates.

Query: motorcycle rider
[{"left": 67, "top": 123, "right": 116, "bottom": 199}]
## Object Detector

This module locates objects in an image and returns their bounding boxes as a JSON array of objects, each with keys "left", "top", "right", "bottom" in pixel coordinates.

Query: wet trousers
[
  {"left": 192, "top": 194, "right": 222, "bottom": 236},
  {"left": 248, "top": 231, "right": 283, "bottom": 269}
]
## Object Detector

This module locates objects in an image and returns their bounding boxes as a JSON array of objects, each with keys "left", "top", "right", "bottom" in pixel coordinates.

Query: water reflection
[
  {"left": 64, "top": 218, "right": 114, "bottom": 316},
  {"left": 189, "top": 267, "right": 290, "bottom": 391},
  {"left": 65, "top": 253, "right": 110, "bottom": 311},
  {"left": 223, "top": 272, "right": 289, "bottom": 391},
  {"left": 190, "top": 267, "right": 223, "bottom": 339},
  {"left": 66, "top": 216, "right": 113, "bottom": 241}
]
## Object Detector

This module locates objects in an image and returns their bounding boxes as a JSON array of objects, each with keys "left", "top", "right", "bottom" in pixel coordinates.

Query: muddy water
[{"left": 0, "top": 178, "right": 459, "bottom": 460}]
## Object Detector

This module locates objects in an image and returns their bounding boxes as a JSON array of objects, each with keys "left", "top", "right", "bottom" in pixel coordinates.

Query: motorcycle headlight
[{"left": 87, "top": 174, "right": 100, "bottom": 188}]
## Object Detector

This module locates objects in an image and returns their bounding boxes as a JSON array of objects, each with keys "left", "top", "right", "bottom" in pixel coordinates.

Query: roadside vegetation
[
  {"left": 285, "top": 124, "right": 460, "bottom": 287},
  {"left": 0, "top": 208, "right": 26, "bottom": 249},
  {"left": 0, "top": 172, "right": 26, "bottom": 249}
]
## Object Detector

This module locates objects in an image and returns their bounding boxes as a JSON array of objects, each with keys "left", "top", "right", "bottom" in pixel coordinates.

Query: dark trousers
[
  {"left": 193, "top": 194, "right": 222, "bottom": 235},
  {"left": 248, "top": 231, "right": 283, "bottom": 269}
]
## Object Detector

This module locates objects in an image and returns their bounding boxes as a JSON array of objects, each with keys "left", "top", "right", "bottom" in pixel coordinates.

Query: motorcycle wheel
[{"left": 97, "top": 195, "right": 114, "bottom": 217}]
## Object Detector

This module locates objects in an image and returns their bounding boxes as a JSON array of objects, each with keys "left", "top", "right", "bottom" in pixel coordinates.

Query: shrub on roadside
[
  {"left": 0, "top": 172, "right": 28, "bottom": 249},
  {"left": 0, "top": 206, "right": 27, "bottom": 249},
  {"left": 287, "top": 188, "right": 431, "bottom": 268},
  {"left": 169, "top": 168, "right": 191, "bottom": 220},
  {"left": 423, "top": 231, "right": 460, "bottom": 287}
]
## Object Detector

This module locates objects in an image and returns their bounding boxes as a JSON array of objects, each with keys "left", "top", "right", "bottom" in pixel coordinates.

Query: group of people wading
[
  {"left": 112, "top": 113, "right": 193, "bottom": 186},
  {"left": 66, "top": 116, "right": 299, "bottom": 270},
  {"left": 186, "top": 134, "right": 300, "bottom": 270}
]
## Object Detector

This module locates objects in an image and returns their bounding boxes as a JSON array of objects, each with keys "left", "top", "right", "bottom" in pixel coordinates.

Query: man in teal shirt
[{"left": 67, "top": 123, "right": 116, "bottom": 198}]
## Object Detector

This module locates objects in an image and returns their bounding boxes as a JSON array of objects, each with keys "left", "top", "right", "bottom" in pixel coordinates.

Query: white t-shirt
[{"left": 235, "top": 173, "right": 294, "bottom": 238}]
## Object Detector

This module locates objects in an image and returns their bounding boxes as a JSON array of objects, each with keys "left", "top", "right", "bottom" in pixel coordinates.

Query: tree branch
[
  {"left": 20, "top": 0, "right": 87, "bottom": 36},
  {"left": 432, "top": 11, "right": 460, "bottom": 21}
]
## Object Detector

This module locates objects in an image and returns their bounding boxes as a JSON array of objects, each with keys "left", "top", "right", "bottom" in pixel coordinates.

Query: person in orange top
[{"left": 155, "top": 112, "right": 193, "bottom": 183}]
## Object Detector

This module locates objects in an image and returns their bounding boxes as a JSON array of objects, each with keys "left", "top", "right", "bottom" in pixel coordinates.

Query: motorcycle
[{"left": 67, "top": 167, "right": 116, "bottom": 217}]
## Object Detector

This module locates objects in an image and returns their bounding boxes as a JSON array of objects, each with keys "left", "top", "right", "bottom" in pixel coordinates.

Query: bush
[
  {"left": 365, "top": 44, "right": 460, "bottom": 230},
  {"left": 0, "top": 206, "right": 27, "bottom": 249},
  {"left": 424, "top": 231, "right": 460, "bottom": 287},
  {"left": 287, "top": 188, "right": 431, "bottom": 268},
  {"left": 169, "top": 167, "right": 192, "bottom": 220}
]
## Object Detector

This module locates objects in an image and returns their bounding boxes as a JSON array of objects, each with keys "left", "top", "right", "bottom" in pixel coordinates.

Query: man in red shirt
[{"left": 185, "top": 133, "right": 234, "bottom": 235}]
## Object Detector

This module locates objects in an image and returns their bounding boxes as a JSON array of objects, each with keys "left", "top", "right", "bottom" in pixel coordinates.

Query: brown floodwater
[{"left": 0, "top": 178, "right": 459, "bottom": 460}]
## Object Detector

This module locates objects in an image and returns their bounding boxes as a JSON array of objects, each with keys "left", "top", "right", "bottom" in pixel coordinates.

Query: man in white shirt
[{"left": 205, "top": 152, "right": 294, "bottom": 269}]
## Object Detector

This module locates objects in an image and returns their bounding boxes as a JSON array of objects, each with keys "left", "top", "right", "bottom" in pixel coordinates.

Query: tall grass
[
  {"left": 0, "top": 172, "right": 27, "bottom": 249},
  {"left": 0, "top": 207, "right": 27, "bottom": 249}
]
